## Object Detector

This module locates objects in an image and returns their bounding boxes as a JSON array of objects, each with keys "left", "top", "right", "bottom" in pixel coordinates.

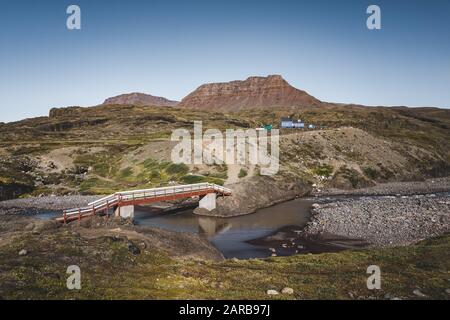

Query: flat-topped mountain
[
  {"left": 103, "top": 92, "right": 178, "bottom": 107},
  {"left": 179, "top": 75, "right": 322, "bottom": 111}
]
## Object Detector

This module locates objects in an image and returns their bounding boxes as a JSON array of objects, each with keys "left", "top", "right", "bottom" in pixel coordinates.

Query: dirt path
[{"left": 225, "top": 164, "right": 241, "bottom": 185}]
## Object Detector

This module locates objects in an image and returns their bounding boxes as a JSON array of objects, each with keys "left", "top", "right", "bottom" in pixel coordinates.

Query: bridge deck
[{"left": 57, "top": 183, "right": 232, "bottom": 223}]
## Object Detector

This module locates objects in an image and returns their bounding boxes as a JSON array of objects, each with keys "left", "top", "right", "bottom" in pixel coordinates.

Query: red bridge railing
[{"left": 58, "top": 183, "right": 232, "bottom": 223}]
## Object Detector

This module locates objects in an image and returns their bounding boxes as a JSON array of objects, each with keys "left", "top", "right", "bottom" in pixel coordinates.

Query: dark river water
[
  {"left": 35, "top": 198, "right": 314, "bottom": 259},
  {"left": 35, "top": 192, "right": 449, "bottom": 259},
  {"left": 134, "top": 198, "right": 314, "bottom": 259}
]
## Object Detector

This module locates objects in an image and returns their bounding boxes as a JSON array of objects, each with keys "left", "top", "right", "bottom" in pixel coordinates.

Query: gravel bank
[
  {"left": 304, "top": 194, "right": 450, "bottom": 247},
  {"left": 314, "top": 177, "right": 450, "bottom": 197},
  {"left": 0, "top": 195, "right": 102, "bottom": 215}
]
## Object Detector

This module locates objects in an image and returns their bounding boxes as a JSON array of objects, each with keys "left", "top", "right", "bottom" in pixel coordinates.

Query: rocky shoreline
[
  {"left": 304, "top": 193, "right": 450, "bottom": 247},
  {"left": 246, "top": 177, "right": 450, "bottom": 251},
  {"left": 313, "top": 177, "right": 450, "bottom": 197},
  {"left": 1, "top": 178, "right": 450, "bottom": 250},
  {"left": 2, "top": 177, "right": 449, "bottom": 217},
  {"left": 0, "top": 195, "right": 101, "bottom": 215}
]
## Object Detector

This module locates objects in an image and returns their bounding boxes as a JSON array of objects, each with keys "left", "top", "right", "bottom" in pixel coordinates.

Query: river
[
  {"left": 35, "top": 196, "right": 372, "bottom": 259},
  {"left": 134, "top": 198, "right": 314, "bottom": 259}
]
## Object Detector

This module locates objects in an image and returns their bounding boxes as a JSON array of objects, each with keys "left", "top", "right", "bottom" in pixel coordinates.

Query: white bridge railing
[{"left": 63, "top": 183, "right": 232, "bottom": 218}]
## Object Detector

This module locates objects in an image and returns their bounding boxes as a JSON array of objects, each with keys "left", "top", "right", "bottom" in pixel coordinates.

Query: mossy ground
[{"left": 1, "top": 225, "right": 449, "bottom": 300}]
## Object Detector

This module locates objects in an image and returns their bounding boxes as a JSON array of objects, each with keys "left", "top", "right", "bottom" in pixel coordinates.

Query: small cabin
[
  {"left": 280, "top": 117, "right": 293, "bottom": 128},
  {"left": 281, "top": 118, "right": 304, "bottom": 129},
  {"left": 293, "top": 120, "right": 305, "bottom": 129}
]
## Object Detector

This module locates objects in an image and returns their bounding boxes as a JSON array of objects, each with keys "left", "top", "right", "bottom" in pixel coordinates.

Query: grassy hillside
[
  {"left": 1, "top": 219, "right": 449, "bottom": 300},
  {"left": 0, "top": 104, "right": 449, "bottom": 199}
]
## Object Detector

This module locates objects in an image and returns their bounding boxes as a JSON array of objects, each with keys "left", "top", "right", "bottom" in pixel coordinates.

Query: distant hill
[
  {"left": 179, "top": 75, "right": 322, "bottom": 111},
  {"left": 103, "top": 92, "right": 178, "bottom": 107}
]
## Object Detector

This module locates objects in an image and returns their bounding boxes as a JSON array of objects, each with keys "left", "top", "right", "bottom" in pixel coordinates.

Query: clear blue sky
[{"left": 1, "top": 0, "right": 449, "bottom": 122}]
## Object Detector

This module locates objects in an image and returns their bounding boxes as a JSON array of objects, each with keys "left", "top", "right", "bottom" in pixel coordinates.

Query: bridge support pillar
[
  {"left": 115, "top": 205, "right": 134, "bottom": 219},
  {"left": 198, "top": 193, "right": 216, "bottom": 211}
]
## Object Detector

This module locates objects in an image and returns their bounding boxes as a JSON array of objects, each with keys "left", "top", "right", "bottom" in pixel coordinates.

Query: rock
[
  {"left": 303, "top": 192, "right": 450, "bottom": 247},
  {"left": 445, "top": 289, "right": 450, "bottom": 294},
  {"left": 413, "top": 289, "right": 427, "bottom": 297},
  {"left": 281, "top": 287, "right": 294, "bottom": 295},
  {"left": 19, "top": 249, "right": 28, "bottom": 256},
  {"left": 266, "top": 289, "right": 279, "bottom": 295},
  {"left": 384, "top": 294, "right": 391, "bottom": 299},
  {"left": 24, "top": 223, "right": 35, "bottom": 231},
  {"left": 127, "top": 242, "right": 141, "bottom": 255}
]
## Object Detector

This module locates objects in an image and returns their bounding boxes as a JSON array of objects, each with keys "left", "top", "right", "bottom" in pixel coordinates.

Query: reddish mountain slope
[{"left": 179, "top": 75, "right": 322, "bottom": 111}]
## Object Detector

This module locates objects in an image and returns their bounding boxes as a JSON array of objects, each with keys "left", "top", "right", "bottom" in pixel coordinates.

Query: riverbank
[
  {"left": 195, "top": 175, "right": 311, "bottom": 217},
  {"left": 2, "top": 177, "right": 449, "bottom": 218},
  {"left": 1, "top": 179, "right": 450, "bottom": 299},
  {"left": 304, "top": 193, "right": 450, "bottom": 247},
  {"left": 313, "top": 176, "right": 450, "bottom": 197},
  {"left": 2, "top": 177, "right": 450, "bottom": 252},
  {"left": 0, "top": 195, "right": 101, "bottom": 215},
  {"left": 1, "top": 216, "right": 449, "bottom": 299},
  {"left": 245, "top": 177, "right": 450, "bottom": 254}
]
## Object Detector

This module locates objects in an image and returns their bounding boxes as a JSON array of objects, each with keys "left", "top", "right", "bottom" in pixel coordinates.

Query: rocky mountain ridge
[
  {"left": 179, "top": 75, "right": 322, "bottom": 111},
  {"left": 103, "top": 92, "right": 178, "bottom": 107}
]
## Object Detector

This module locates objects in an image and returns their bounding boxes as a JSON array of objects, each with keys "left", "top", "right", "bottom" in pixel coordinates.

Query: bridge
[{"left": 57, "top": 183, "right": 232, "bottom": 224}]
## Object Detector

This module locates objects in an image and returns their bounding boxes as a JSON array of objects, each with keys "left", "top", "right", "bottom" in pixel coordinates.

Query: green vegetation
[
  {"left": 180, "top": 174, "right": 224, "bottom": 186},
  {"left": 204, "top": 177, "right": 225, "bottom": 186},
  {"left": 79, "top": 177, "right": 119, "bottom": 195},
  {"left": 238, "top": 168, "right": 248, "bottom": 178},
  {"left": 311, "top": 164, "right": 334, "bottom": 177},
  {"left": 1, "top": 225, "right": 449, "bottom": 300},
  {"left": 165, "top": 163, "right": 189, "bottom": 175},
  {"left": 181, "top": 174, "right": 205, "bottom": 184},
  {"left": 207, "top": 164, "right": 228, "bottom": 180},
  {"left": 363, "top": 166, "right": 380, "bottom": 180},
  {"left": 73, "top": 148, "right": 130, "bottom": 179},
  {"left": 73, "top": 155, "right": 227, "bottom": 194},
  {"left": 118, "top": 167, "right": 134, "bottom": 179}
]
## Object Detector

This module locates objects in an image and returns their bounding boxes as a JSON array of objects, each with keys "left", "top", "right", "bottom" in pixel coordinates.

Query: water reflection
[
  {"left": 135, "top": 198, "right": 313, "bottom": 259},
  {"left": 198, "top": 217, "right": 231, "bottom": 238}
]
